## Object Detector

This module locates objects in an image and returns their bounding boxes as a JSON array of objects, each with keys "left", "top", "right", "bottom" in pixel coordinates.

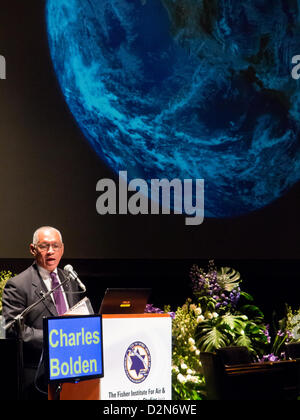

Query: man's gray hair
[{"left": 32, "top": 226, "right": 63, "bottom": 245}]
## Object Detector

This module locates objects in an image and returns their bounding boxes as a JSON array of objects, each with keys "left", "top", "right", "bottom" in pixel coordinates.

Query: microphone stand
[{"left": 4, "top": 275, "right": 71, "bottom": 400}]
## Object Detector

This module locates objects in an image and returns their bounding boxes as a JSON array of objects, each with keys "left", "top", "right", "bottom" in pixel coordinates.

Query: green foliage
[
  {"left": 190, "top": 261, "right": 268, "bottom": 358},
  {"left": 267, "top": 305, "right": 300, "bottom": 359},
  {"left": 195, "top": 312, "right": 268, "bottom": 355},
  {"left": 0, "top": 270, "right": 14, "bottom": 314},
  {"left": 155, "top": 261, "right": 299, "bottom": 398},
  {"left": 171, "top": 261, "right": 269, "bottom": 399},
  {"left": 283, "top": 305, "right": 300, "bottom": 339},
  {"left": 217, "top": 266, "right": 241, "bottom": 292}
]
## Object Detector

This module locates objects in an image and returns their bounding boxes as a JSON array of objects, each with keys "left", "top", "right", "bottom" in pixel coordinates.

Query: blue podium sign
[{"left": 43, "top": 315, "right": 104, "bottom": 383}]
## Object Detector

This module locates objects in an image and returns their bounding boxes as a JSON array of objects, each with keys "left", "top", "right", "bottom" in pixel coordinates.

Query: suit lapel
[
  {"left": 31, "top": 263, "right": 58, "bottom": 316},
  {"left": 31, "top": 263, "right": 78, "bottom": 315}
]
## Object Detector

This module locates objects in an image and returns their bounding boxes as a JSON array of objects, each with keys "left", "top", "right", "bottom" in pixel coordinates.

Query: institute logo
[{"left": 124, "top": 341, "right": 151, "bottom": 384}]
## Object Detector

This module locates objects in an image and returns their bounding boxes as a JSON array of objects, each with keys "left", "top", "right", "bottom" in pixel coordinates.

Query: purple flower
[
  {"left": 145, "top": 304, "right": 175, "bottom": 319},
  {"left": 259, "top": 353, "right": 280, "bottom": 363},
  {"left": 190, "top": 264, "right": 242, "bottom": 310},
  {"left": 262, "top": 324, "right": 271, "bottom": 344},
  {"left": 145, "top": 304, "right": 164, "bottom": 314}
]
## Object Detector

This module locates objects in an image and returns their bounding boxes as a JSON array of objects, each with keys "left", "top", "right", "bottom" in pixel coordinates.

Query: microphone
[{"left": 63, "top": 264, "right": 86, "bottom": 292}]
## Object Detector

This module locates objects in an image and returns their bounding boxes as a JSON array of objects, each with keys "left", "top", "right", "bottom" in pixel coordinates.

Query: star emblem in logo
[{"left": 129, "top": 349, "right": 146, "bottom": 376}]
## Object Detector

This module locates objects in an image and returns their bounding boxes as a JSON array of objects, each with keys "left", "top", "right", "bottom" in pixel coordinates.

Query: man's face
[{"left": 30, "top": 228, "right": 64, "bottom": 272}]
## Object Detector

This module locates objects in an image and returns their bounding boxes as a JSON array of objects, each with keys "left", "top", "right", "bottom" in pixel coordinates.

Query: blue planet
[{"left": 46, "top": 0, "right": 300, "bottom": 218}]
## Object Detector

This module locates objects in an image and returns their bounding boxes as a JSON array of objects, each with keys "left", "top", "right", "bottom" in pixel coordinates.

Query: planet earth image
[{"left": 46, "top": 0, "right": 300, "bottom": 218}]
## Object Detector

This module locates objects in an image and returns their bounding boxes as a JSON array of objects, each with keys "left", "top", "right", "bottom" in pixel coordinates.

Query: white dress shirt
[{"left": 37, "top": 265, "right": 69, "bottom": 311}]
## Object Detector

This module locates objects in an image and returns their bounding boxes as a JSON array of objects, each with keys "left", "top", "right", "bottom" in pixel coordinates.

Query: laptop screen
[{"left": 99, "top": 288, "right": 151, "bottom": 314}]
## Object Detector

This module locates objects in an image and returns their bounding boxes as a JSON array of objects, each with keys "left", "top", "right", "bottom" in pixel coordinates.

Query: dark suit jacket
[{"left": 2, "top": 262, "right": 81, "bottom": 367}]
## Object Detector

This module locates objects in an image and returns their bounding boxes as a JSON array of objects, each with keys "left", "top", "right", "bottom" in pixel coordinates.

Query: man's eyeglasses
[{"left": 36, "top": 243, "right": 62, "bottom": 252}]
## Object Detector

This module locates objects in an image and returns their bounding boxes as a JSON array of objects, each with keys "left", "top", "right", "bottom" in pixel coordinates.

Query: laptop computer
[{"left": 99, "top": 288, "right": 151, "bottom": 314}]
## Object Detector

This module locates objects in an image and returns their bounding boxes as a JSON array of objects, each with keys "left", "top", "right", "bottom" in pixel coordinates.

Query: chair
[
  {"left": 285, "top": 342, "right": 300, "bottom": 359},
  {"left": 216, "top": 346, "right": 253, "bottom": 365},
  {"left": 199, "top": 351, "right": 224, "bottom": 400},
  {"left": 200, "top": 346, "right": 299, "bottom": 400},
  {"left": 285, "top": 342, "right": 300, "bottom": 397},
  {"left": 200, "top": 346, "right": 253, "bottom": 400}
]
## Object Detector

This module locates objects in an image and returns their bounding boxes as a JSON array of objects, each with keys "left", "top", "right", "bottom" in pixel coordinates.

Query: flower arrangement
[
  {"left": 189, "top": 261, "right": 268, "bottom": 357},
  {"left": 147, "top": 260, "right": 272, "bottom": 400},
  {"left": 170, "top": 300, "right": 206, "bottom": 400},
  {"left": 0, "top": 270, "right": 14, "bottom": 314},
  {"left": 171, "top": 261, "right": 272, "bottom": 399},
  {"left": 260, "top": 305, "right": 300, "bottom": 362},
  {"left": 148, "top": 260, "right": 300, "bottom": 399}
]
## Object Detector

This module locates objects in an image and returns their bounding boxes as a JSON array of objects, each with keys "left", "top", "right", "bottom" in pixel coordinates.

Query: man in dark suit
[{"left": 2, "top": 226, "right": 81, "bottom": 399}]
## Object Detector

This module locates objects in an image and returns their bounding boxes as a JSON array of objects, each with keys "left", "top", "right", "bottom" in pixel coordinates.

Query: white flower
[
  {"left": 186, "top": 374, "right": 200, "bottom": 383},
  {"left": 212, "top": 312, "right": 219, "bottom": 318},
  {"left": 194, "top": 307, "right": 202, "bottom": 315},
  {"left": 172, "top": 366, "right": 179, "bottom": 374},
  {"left": 180, "top": 363, "right": 188, "bottom": 370},
  {"left": 197, "top": 315, "right": 205, "bottom": 323},
  {"left": 187, "top": 368, "right": 194, "bottom": 375},
  {"left": 188, "top": 337, "right": 195, "bottom": 346},
  {"left": 189, "top": 345, "right": 197, "bottom": 352},
  {"left": 189, "top": 375, "right": 200, "bottom": 384},
  {"left": 195, "top": 349, "right": 200, "bottom": 356},
  {"left": 177, "top": 373, "right": 186, "bottom": 383}
]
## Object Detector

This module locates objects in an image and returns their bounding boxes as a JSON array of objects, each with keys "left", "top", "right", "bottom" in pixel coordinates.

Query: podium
[
  {"left": 100, "top": 313, "right": 172, "bottom": 400},
  {"left": 47, "top": 313, "right": 172, "bottom": 400}
]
